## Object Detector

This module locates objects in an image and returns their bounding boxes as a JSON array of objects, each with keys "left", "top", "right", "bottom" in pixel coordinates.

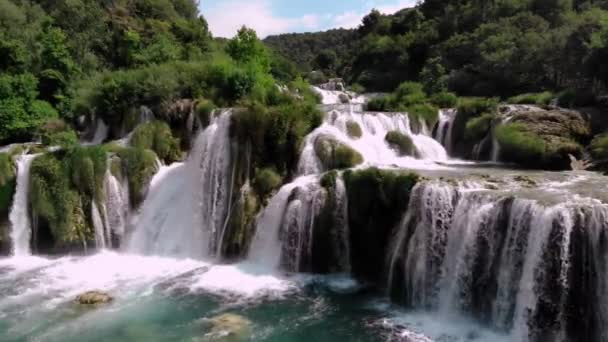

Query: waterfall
[
  {"left": 387, "top": 180, "right": 608, "bottom": 341},
  {"left": 102, "top": 168, "right": 129, "bottom": 246},
  {"left": 297, "top": 109, "right": 448, "bottom": 176},
  {"left": 126, "top": 110, "right": 233, "bottom": 259},
  {"left": 334, "top": 176, "right": 351, "bottom": 272},
  {"left": 9, "top": 153, "right": 39, "bottom": 256},
  {"left": 90, "top": 119, "right": 109, "bottom": 145},
  {"left": 91, "top": 201, "right": 106, "bottom": 249},
  {"left": 434, "top": 109, "right": 455, "bottom": 154}
]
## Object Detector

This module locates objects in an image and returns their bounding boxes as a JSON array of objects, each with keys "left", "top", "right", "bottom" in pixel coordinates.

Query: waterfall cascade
[
  {"left": 8, "top": 153, "right": 39, "bottom": 256},
  {"left": 126, "top": 110, "right": 233, "bottom": 259},
  {"left": 387, "top": 180, "right": 608, "bottom": 341},
  {"left": 434, "top": 109, "right": 456, "bottom": 154}
]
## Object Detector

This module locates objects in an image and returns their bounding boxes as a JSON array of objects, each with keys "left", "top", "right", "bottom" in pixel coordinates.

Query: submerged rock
[
  {"left": 201, "top": 313, "right": 252, "bottom": 341},
  {"left": 76, "top": 290, "right": 113, "bottom": 305}
]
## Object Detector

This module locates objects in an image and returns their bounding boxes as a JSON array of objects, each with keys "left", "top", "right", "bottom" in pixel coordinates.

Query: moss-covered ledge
[{"left": 343, "top": 167, "right": 420, "bottom": 282}]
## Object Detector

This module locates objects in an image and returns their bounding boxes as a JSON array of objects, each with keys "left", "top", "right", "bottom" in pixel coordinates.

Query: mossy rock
[
  {"left": 252, "top": 168, "right": 282, "bottom": 200},
  {"left": 0, "top": 153, "right": 15, "bottom": 218},
  {"left": 320, "top": 171, "right": 338, "bottom": 189},
  {"left": 465, "top": 113, "right": 494, "bottom": 142},
  {"left": 76, "top": 291, "right": 113, "bottom": 305},
  {"left": 130, "top": 121, "right": 181, "bottom": 164},
  {"left": 195, "top": 99, "right": 216, "bottom": 129},
  {"left": 385, "top": 131, "right": 416, "bottom": 157},
  {"left": 313, "top": 135, "right": 363, "bottom": 171},
  {"left": 202, "top": 313, "right": 252, "bottom": 341},
  {"left": 117, "top": 148, "right": 159, "bottom": 208},
  {"left": 496, "top": 109, "right": 591, "bottom": 170},
  {"left": 346, "top": 121, "right": 363, "bottom": 139}
]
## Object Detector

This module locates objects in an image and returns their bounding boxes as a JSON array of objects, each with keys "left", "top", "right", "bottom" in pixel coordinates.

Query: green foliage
[
  {"left": 117, "top": 147, "right": 159, "bottom": 208},
  {"left": 385, "top": 131, "right": 416, "bottom": 156},
  {"left": 37, "top": 119, "right": 78, "bottom": 147},
  {"left": 252, "top": 168, "right": 282, "bottom": 200},
  {"left": 320, "top": 170, "right": 338, "bottom": 189},
  {"left": 366, "top": 82, "right": 439, "bottom": 126},
  {"left": 465, "top": 113, "right": 495, "bottom": 141},
  {"left": 195, "top": 98, "right": 216, "bottom": 128},
  {"left": 314, "top": 136, "right": 363, "bottom": 170},
  {"left": 496, "top": 123, "right": 547, "bottom": 167},
  {"left": 227, "top": 26, "right": 270, "bottom": 73},
  {"left": 430, "top": 92, "right": 458, "bottom": 108},
  {"left": 346, "top": 120, "right": 363, "bottom": 139},
  {"left": 131, "top": 121, "right": 181, "bottom": 163},
  {"left": 344, "top": 167, "right": 419, "bottom": 280},
  {"left": 407, "top": 103, "right": 440, "bottom": 128},
  {"left": 508, "top": 92, "right": 555, "bottom": 105},
  {"left": 0, "top": 153, "right": 15, "bottom": 215},
  {"left": 457, "top": 98, "right": 499, "bottom": 119},
  {"left": 590, "top": 133, "right": 608, "bottom": 160}
]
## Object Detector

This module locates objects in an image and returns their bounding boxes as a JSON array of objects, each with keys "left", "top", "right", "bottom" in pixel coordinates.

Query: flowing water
[{"left": 1, "top": 88, "right": 608, "bottom": 342}]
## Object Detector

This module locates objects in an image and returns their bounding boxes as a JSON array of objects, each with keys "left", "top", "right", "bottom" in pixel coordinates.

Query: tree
[{"left": 226, "top": 26, "right": 270, "bottom": 72}]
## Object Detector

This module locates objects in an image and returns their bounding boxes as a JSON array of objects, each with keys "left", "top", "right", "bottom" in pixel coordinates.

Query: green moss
[
  {"left": 37, "top": 119, "right": 78, "bottom": 148},
  {"left": 64, "top": 146, "right": 108, "bottom": 204},
  {"left": 320, "top": 170, "right": 338, "bottom": 189},
  {"left": 346, "top": 120, "right": 362, "bottom": 139},
  {"left": 508, "top": 91, "right": 554, "bottom": 106},
  {"left": 456, "top": 97, "right": 499, "bottom": 119},
  {"left": 591, "top": 133, "right": 608, "bottom": 160},
  {"left": 195, "top": 98, "right": 216, "bottom": 128},
  {"left": 131, "top": 121, "right": 181, "bottom": 164},
  {"left": 117, "top": 147, "right": 159, "bottom": 208},
  {"left": 344, "top": 168, "right": 419, "bottom": 281},
  {"left": 0, "top": 153, "right": 16, "bottom": 215},
  {"left": 465, "top": 113, "right": 494, "bottom": 141},
  {"left": 430, "top": 92, "right": 458, "bottom": 108},
  {"left": 385, "top": 131, "right": 416, "bottom": 156},
  {"left": 314, "top": 136, "right": 363, "bottom": 171},
  {"left": 252, "top": 168, "right": 282, "bottom": 200},
  {"left": 30, "top": 153, "right": 92, "bottom": 246},
  {"left": 407, "top": 103, "right": 439, "bottom": 128},
  {"left": 496, "top": 123, "right": 547, "bottom": 167}
]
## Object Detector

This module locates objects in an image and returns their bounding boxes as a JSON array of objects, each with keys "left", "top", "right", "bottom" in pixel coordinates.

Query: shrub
[
  {"left": 407, "top": 103, "right": 439, "bottom": 128},
  {"left": 590, "top": 133, "right": 608, "bottom": 160},
  {"left": 350, "top": 83, "right": 365, "bottom": 94},
  {"left": 131, "top": 121, "right": 181, "bottom": 163},
  {"left": 456, "top": 97, "right": 498, "bottom": 119},
  {"left": 495, "top": 123, "right": 546, "bottom": 167},
  {"left": 385, "top": 131, "right": 416, "bottom": 156},
  {"left": 64, "top": 146, "right": 108, "bottom": 203},
  {"left": 252, "top": 168, "right": 282, "bottom": 199},
  {"left": 366, "top": 96, "right": 390, "bottom": 111},
  {"left": 508, "top": 91, "right": 554, "bottom": 106},
  {"left": 37, "top": 119, "right": 78, "bottom": 147},
  {"left": 465, "top": 113, "right": 494, "bottom": 141},
  {"left": 430, "top": 91, "right": 458, "bottom": 108},
  {"left": 314, "top": 136, "right": 363, "bottom": 170},
  {"left": 117, "top": 147, "right": 159, "bottom": 207},
  {"left": 0, "top": 153, "right": 15, "bottom": 214},
  {"left": 195, "top": 98, "right": 216, "bottom": 128},
  {"left": 346, "top": 120, "right": 363, "bottom": 139}
]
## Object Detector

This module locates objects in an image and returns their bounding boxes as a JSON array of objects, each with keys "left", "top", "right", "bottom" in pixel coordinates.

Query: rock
[
  {"left": 76, "top": 290, "right": 113, "bottom": 305},
  {"left": 338, "top": 93, "right": 350, "bottom": 104},
  {"left": 202, "top": 313, "right": 252, "bottom": 341},
  {"left": 313, "top": 135, "right": 363, "bottom": 171}
]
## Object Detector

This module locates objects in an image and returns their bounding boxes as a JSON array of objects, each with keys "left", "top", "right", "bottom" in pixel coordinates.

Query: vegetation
[
  {"left": 385, "top": 131, "right": 416, "bottom": 156},
  {"left": 590, "top": 133, "right": 608, "bottom": 160},
  {"left": 366, "top": 82, "right": 440, "bottom": 128},
  {"left": 265, "top": 1, "right": 608, "bottom": 102},
  {"left": 465, "top": 113, "right": 495, "bottom": 141},
  {"left": 508, "top": 92, "right": 555, "bottom": 106},
  {"left": 344, "top": 168, "right": 419, "bottom": 281},
  {"left": 346, "top": 121, "right": 363, "bottom": 139},
  {"left": 0, "top": 153, "right": 15, "bottom": 216},
  {"left": 252, "top": 168, "right": 282, "bottom": 200},
  {"left": 37, "top": 119, "right": 78, "bottom": 147},
  {"left": 314, "top": 136, "right": 364, "bottom": 171},
  {"left": 496, "top": 123, "right": 548, "bottom": 168},
  {"left": 117, "top": 147, "right": 159, "bottom": 208},
  {"left": 130, "top": 121, "right": 181, "bottom": 163}
]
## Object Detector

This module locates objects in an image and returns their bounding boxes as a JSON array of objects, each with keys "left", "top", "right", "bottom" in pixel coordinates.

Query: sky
[{"left": 199, "top": 0, "right": 418, "bottom": 38}]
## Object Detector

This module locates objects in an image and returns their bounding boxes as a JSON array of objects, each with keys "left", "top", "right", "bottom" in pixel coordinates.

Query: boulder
[
  {"left": 313, "top": 135, "right": 363, "bottom": 171},
  {"left": 203, "top": 313, "right": 252, "bottom": 341},
  {"left": 76, "top": 290, "right": 113, "bottom": 305}
]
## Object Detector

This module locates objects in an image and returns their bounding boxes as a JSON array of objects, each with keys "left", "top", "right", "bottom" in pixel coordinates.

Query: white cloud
[
  {"left": 329, "top": 0, "right": 418, "bottom": 29},
  {"left": 202, "top": 0, "right": 320, "bottom": 38}
]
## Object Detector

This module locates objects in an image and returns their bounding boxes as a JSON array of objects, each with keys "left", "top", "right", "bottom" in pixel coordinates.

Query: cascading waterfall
[
  {"left": 102, "top": 168, "right": 129, "bottom": 245},
  {"left": 9, "top": 153, "right": 39, "bottom": 256},
  {"left": 126, "top": 110, "right": 233, "bottom": 259},
  {"left": 387, "top": 180, "right": 608, "bottom": 341},
  {"left": 434, "top": 109, "right": 455, "bottom": 154},
  {"left": 91, "top": 201, "right": 106, "bottom": 249}
]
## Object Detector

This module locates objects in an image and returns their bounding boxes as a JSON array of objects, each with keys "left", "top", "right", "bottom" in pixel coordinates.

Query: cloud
[
  {"left": 203, "top": 0, "right": 320, "bottom": 38},
  {"left": 329, "top": 0, "right": 418, "bottom": 29}
]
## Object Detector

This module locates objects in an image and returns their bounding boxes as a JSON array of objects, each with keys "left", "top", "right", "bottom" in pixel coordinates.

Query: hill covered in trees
[{"left": 265, "top": 0, "right": 608, "bottom": 100}]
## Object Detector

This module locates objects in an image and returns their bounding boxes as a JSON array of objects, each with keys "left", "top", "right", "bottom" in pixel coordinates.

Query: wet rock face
[{"left": 76, "top": 290, "right": 113, "bottom": 305}]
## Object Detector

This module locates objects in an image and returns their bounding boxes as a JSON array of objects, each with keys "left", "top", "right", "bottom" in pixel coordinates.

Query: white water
[
  {"left": 9, "top": 153, "right": 39, "bottom": 256},
  {"left": 102, "top": 169, "right": 129, "bottom": 244},
  {"left": 434, "top": 109, "right": 456, "bottom": 154},
  {"left": 91, "top": 201, "right": 106, "bottom": 249},
  {"left": 127, "top": 110, "right": 233, "bottom": 259}
]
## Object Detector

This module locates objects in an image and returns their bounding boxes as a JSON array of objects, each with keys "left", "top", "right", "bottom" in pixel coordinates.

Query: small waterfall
[
  {"left": 334, "top": 176, "right": 351, "bottom": 272},
  {"left": 102, "top": 169, "right": 129, "bottom": 245},
  {"left": 90, "top": 119, "right": 109, "bottom": 145},
  {"left": 127, "top": 110, "right": 233, "bottom": 259},
  {"left": 434, "top": 109, "right": 455, "bottom": 154},
  {"left": 297, "top": 109, "right": 448, "bottom": 176},
  {"left": 387, "top": 180, "right": 608, "bottom": 341},
  {"left": 9, "top": 153, "right": 39, "bottom": 256},
  {"left": 91, "top": 201, "right": 106, "bottom": 249}
]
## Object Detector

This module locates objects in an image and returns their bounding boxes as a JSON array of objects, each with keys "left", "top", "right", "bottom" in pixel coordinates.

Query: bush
[
  {"left": 508, "top": 91, "right": 554, "bottom": 106},
  {"left": 430, "top": 91, "right": 458, "bottom": 108},
  {"left": 252, "top": 168, "right": 282, "bottom": 199},
  {"left": 346, "top": 120, "right": 363, "bottom": 139},
  {"left": 366, "top": 96, "right": 391, "bottom": 111},
  {"left": 195, "top": 98, "right": 216, "bottom": 128},
  {"left": 590, "top": 133, "right": 608, "bottom": 160},
  {"left": 314, "top": 136, "right": 363, "bottom": 170},
  {"left": 407, "top": 103, "right": 439, "bottom": 128},
  {"left": 495, "top": 123, "right": 546, "bottom": 167},
  {"left": 385, "top": 131, "right": 416, "bottom": 156},
  {"left": 0, "top": 153, "right": 15, "bottom": 215},
  {"left": 117, "top": 147, "right": 159, "bottom": 208},
  {"left": 131, "top": 121, "right": 181, "bottom": 163},
  {"left": 456, "top": 97, "right": 499, "bottom": 119},
  {"left": 465, "top": 113, "right": 494, "bottom": 141},
  {"left": 38, "top": 119, "right": 78, "bottom": 147}
]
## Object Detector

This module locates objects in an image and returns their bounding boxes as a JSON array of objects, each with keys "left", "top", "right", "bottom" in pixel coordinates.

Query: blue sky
[{"left": 199, "top": 0, "right": 418, "bottom": 38}]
